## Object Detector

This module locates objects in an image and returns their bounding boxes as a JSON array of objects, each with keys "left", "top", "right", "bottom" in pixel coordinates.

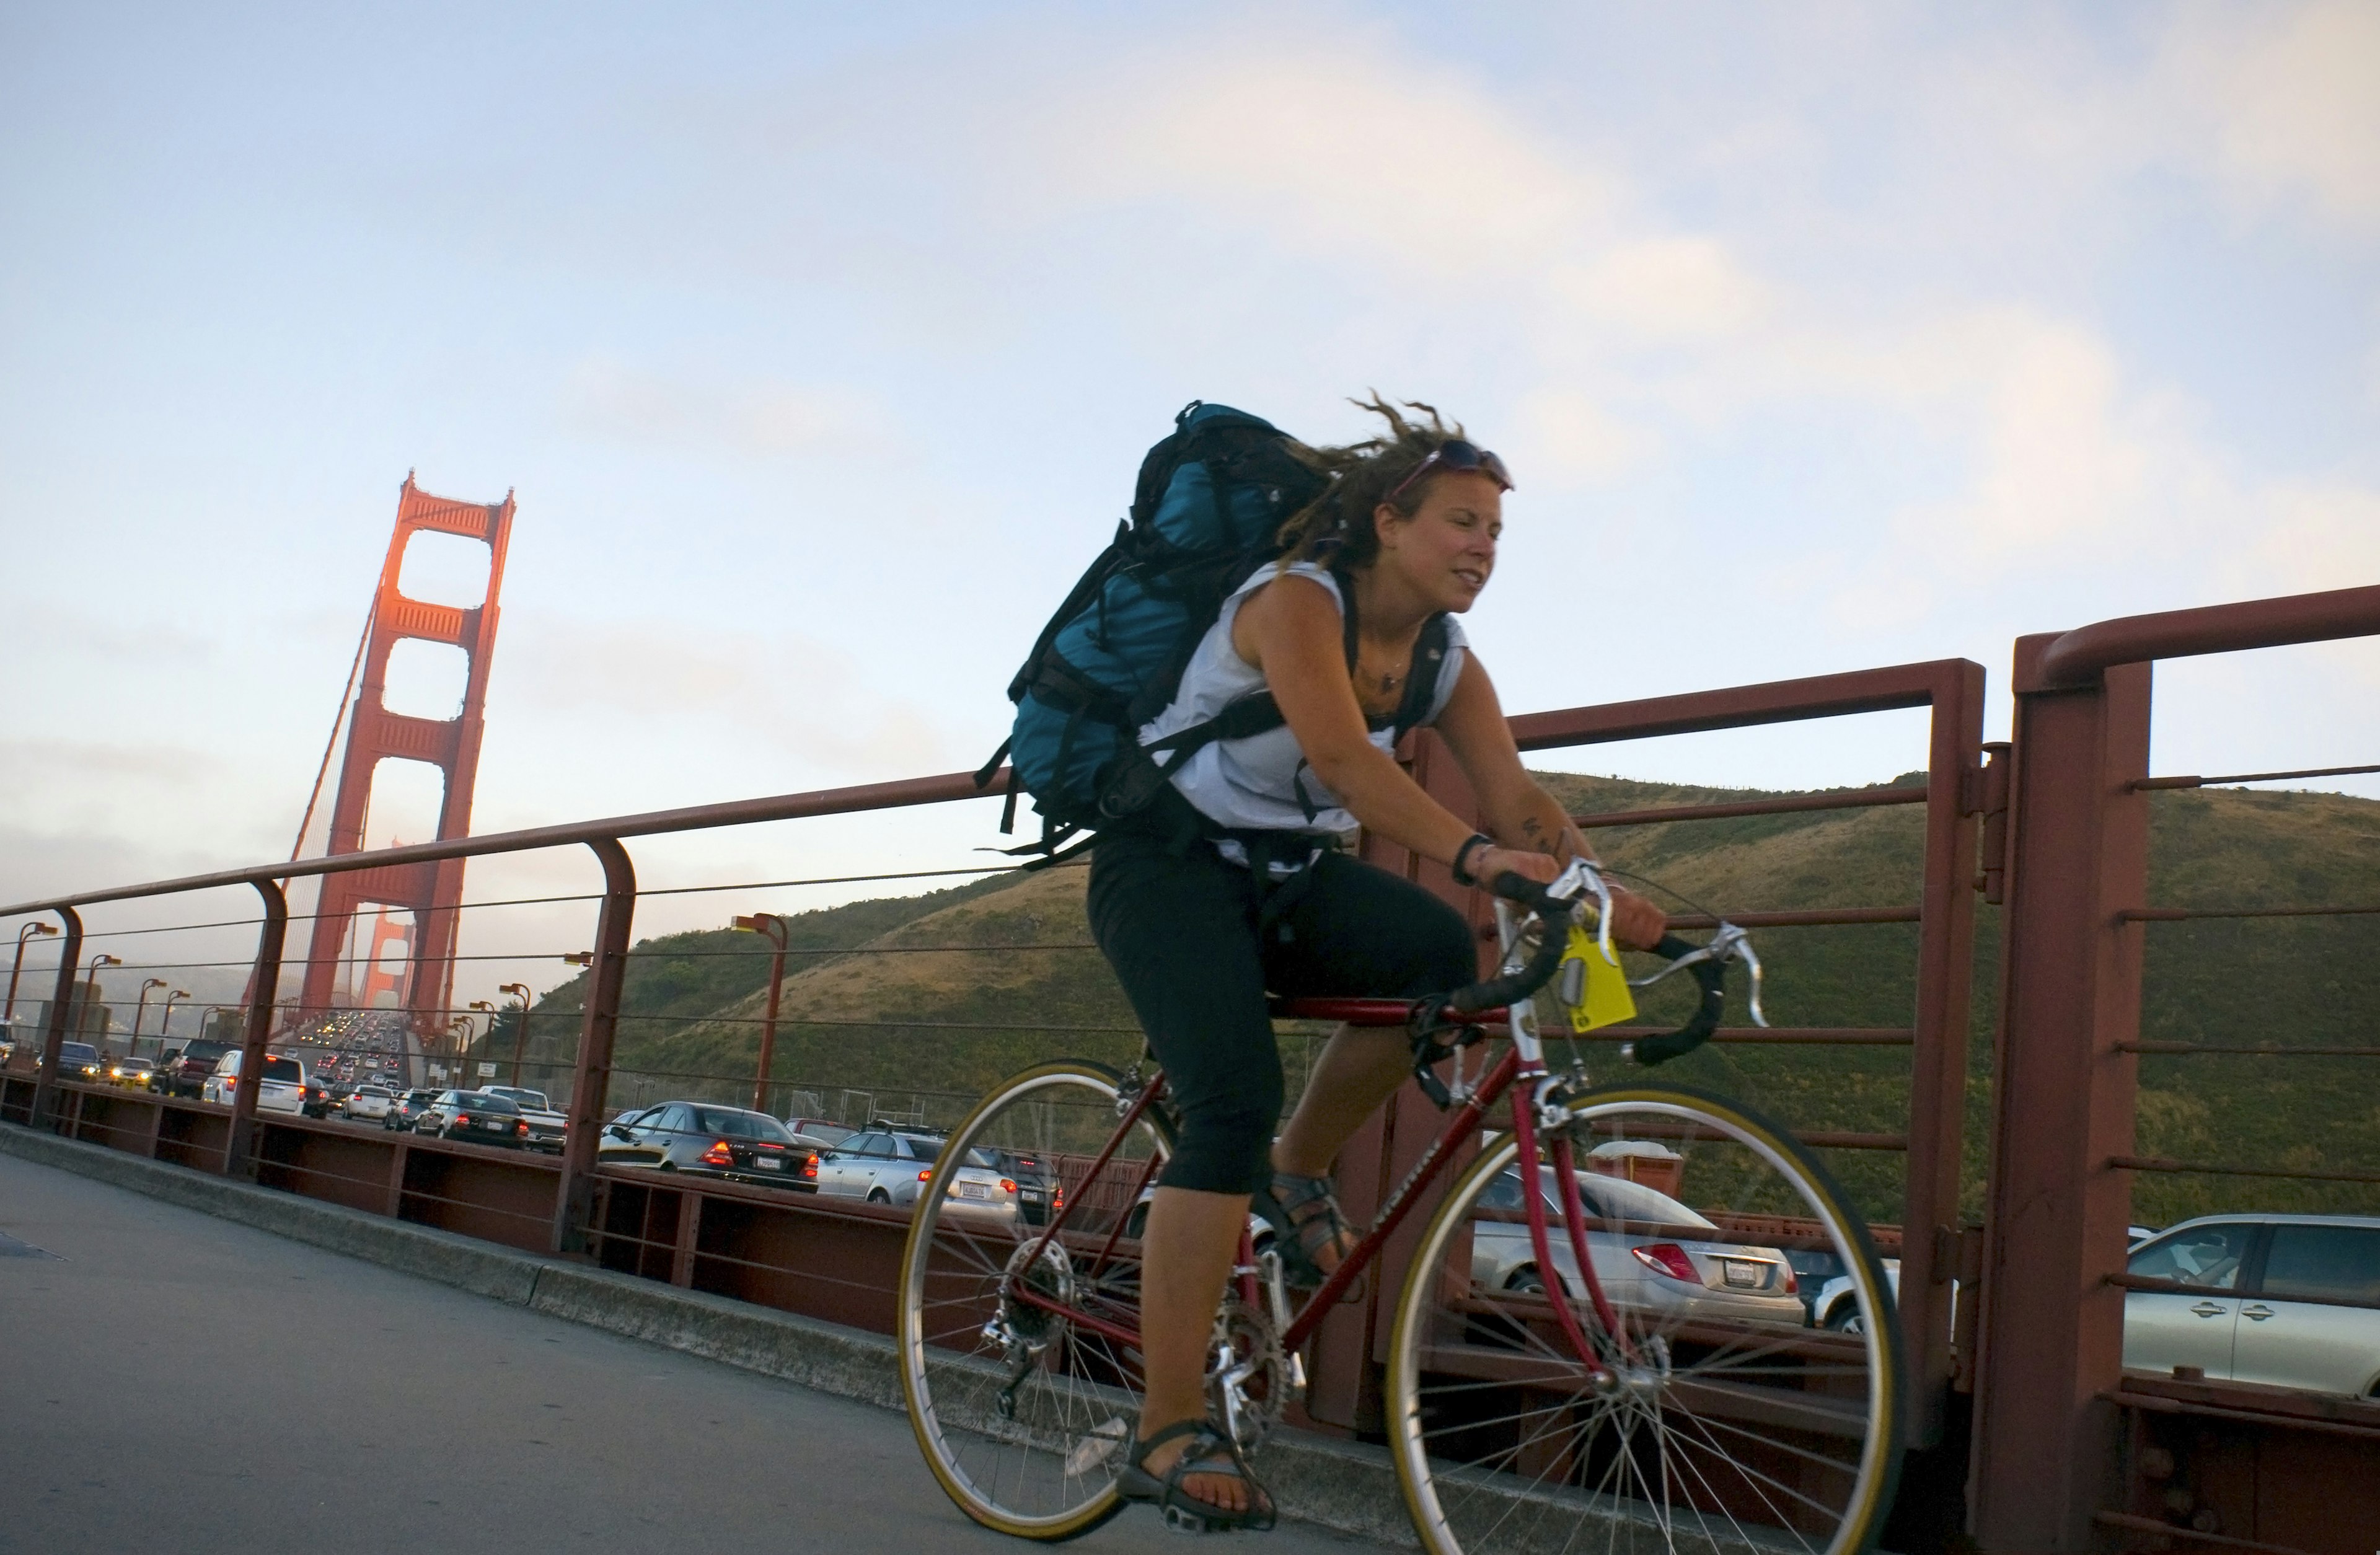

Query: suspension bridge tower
[{"left": 294, "top": 475, "right": 514, "bottom": 1038}]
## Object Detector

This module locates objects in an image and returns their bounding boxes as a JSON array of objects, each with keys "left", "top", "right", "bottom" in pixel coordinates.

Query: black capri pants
[{"left": 1086, "top": 824, "right": 1477, "bottom": 1196}]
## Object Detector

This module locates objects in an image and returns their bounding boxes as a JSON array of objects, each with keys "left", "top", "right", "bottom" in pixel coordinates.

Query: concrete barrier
[{"left": 0, "top": 1119, "right": 1414, "bottom": 1546}]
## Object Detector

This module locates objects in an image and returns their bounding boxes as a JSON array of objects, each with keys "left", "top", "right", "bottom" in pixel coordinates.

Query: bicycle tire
[
  {"left": 897, "top": 1059, "right": 1175, "bottom": 1541},
  {"left": 1385, "top": 1080, "right": 1903, "bottom": 1555}
]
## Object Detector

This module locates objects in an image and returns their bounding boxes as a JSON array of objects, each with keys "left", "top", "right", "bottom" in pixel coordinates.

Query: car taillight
[
  {"left": 1630, "top": 1243, "right": 1703, "bottom": 1284},
  {"left": 918, "top": 1170, "right": 932, "bottom": 1182},
  {"left": 701, "top": 1140, "right": 734, "bottom": 1167},
  {"left": 1781, "top": 1266, "right": 1798, "bottom": 1294},
  {"left": 515, "top": 1121, "right": 528, "bottom": 1135},
  {"left": 1000, "top": 1178, "right": 1017, "bottom": 1193},
  {"left": 1053, "top": 1186, "right": 1064, "bottom": 1208},
  {"left": 801, "top": 1153, "right": 818, "bottom": 1179}
]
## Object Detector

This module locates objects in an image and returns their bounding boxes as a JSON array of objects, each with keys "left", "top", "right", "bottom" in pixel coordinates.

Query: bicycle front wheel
[
  {"left": 897, "top": 1059, "right": 1174, "bottom": 1541},
  {"left": 1385, "top": 1081, "right": 1902, "bottom": 1555}
]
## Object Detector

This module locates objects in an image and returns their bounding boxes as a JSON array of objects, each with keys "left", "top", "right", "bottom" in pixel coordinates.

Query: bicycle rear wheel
[
  {"left": 897, "top": 1059, "right": 1174, "bottom": 1541},
  {"left": 1386, "top": 1081, "right": 1902, "bottom": 1555}
]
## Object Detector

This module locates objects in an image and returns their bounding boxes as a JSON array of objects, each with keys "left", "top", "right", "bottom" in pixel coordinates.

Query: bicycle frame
[{"left": 999, "top": 915, "right": 1629, "bottom": 1377}]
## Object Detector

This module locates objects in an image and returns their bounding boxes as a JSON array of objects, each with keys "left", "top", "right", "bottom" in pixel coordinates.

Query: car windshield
[
  {"left": 963, "top": 1148, "right": 1003, "bottom": 1170},
  {"left": 61, "top": 1043, "right": 100, "bottom": 1063},
  {"left": 357, "top": 1086, "right": 390, "bottom": 1097},
  {"left": 457, "top": 1093, "right": 521, "bottom": 1114},
  {"left": 262, "top": 1057, "right": 303, "bottom": 1082}
]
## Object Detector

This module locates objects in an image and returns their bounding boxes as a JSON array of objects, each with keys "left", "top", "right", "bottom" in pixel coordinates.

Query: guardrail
[{"left": 1972, "top": 582, "right": 2380, "bottom": 1555}]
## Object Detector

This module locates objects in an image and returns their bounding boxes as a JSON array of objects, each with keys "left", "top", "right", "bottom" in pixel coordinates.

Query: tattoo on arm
[{"left": 1518, "top": 815, "right": 1559, "bottom": 856}]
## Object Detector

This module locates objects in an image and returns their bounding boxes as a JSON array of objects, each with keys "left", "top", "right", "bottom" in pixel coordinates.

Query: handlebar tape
[
  {"left": 1624, "top": 933, "right": 1729, "bottom": 1067},
  {"left": 1443, "top": 873, "right": 1570, "bottom": 1015}
]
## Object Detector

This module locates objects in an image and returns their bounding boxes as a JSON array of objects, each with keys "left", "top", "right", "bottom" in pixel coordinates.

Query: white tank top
[{"left": 1138, "top": 562, "right": 1468, "bottom": 861}]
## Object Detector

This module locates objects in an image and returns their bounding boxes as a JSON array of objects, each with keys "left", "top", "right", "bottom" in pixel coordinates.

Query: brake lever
[
  {"left": 1626, "top": 921, "right": 1770, "bottom": 1027},
  {"left": 1541, "top": 857, "right": 1613, "bottom": 964}
]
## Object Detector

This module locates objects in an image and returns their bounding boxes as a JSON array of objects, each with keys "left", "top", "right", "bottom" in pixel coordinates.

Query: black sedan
[
  {"left": 416, "top": 1090, "right": 532, "bottom": 1149},
  {"left": 598, "top": 1101, "right": 819, "bottom": 1191}
]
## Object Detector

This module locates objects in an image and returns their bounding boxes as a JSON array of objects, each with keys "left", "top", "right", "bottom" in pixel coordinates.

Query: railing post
[
  {"left": 1895, "top": 661, "right": 1985, "bottom": 1445},
  {"left": 224, "top": 880, "right": 290, "bottom": 1177},
  {"left": 29, "top": 905, "right": 85, "bottom": 1131},
  {"left": 553, "top": 837, "right": 635, "bottom": 1254},
  {"left": 1968, "top": 637, "right": 2150, "bottom": 1551}
]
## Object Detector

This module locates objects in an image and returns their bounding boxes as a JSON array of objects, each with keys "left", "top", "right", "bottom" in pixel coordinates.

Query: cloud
[
  {"left": 503, "top": 617, "right": 957, "bottom": 778},
  {"left": 1042, "top": 37, "right": 1620, "bottom": 281},
  {"left": 2161, "top": 1, "right": 2380, "bottom": 228},
  {"left": 558, "top": 356, "right": 891, "bottom": 459},
  {"left": 1551, "top": 238, "right": 1771, "bottom": 341},
  {"left": 2228, "top": 480, "right": 2380, "bottom": 596},
  {"left": 1512, "top": 388, "right": 1657, "bottom": 484}
]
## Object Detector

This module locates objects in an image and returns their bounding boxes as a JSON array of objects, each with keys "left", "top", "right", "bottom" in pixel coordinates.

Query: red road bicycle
[{"left": 897, "top": 863, "right": 1903, "bottom": 1554}]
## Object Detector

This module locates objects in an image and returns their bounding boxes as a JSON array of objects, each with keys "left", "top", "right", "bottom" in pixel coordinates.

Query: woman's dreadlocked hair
[{"left": 1274, "top": 394, "right": 1471, "bottom": 571}]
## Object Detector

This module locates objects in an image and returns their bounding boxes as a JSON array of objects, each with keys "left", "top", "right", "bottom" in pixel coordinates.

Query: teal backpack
[{"left": 977, "top": 401, "right": 1449, "bottom": 864}]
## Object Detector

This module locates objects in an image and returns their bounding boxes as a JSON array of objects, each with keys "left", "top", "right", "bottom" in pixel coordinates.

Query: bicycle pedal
[{"left": 1161, "top": 1505, "right": 1222, "bottom": 1535}]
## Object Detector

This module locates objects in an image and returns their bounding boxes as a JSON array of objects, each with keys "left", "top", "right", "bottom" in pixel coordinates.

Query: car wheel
[
  {"left": 1507, "top": 1267, "right": 1548, "bottom": 1297},
  {"left": 1826, "top": 1305, "right": 1867, "bottom": 1335},
  {"left": 866, "top": 1188, "right": 891, "bottom": 1205}
]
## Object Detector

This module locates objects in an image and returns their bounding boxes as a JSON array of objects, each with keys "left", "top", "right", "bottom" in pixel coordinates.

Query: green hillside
[{"left": 521, "top": 773, "right": 2380, "bottom": 1229}]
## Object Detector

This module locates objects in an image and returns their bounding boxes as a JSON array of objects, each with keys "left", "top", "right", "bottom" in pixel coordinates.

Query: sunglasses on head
[{"left": 1385, "top": 439, "right": 1514, "bottom": 506}]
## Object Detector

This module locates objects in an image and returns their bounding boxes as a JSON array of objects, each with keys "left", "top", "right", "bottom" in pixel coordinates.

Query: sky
[{"left": 3, "top": 1, "right": 2377, "bottom": 1017}]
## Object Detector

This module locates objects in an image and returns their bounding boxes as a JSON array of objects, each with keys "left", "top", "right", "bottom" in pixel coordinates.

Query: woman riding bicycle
[{"left": 1088, "top": 396, "right": 1668, "bottom": 1531}]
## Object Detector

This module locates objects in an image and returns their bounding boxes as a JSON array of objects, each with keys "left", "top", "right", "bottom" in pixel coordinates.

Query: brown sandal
[{"left": 1114, "top": 1418, "right": 1277, "bottom": 1533}]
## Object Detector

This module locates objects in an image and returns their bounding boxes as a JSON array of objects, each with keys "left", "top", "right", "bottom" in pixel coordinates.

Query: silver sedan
[
  {"left": 1471, "top": 1166, "right": 1806, "bottom": 1326},
  {"left": 814, "top": 1129, "right": 1016, "bottom": 1216}
]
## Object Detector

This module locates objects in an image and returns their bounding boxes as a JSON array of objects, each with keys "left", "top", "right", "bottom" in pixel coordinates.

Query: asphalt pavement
[{"left": 0, "top": 1152, "right": 1390, "bottom": 1554}]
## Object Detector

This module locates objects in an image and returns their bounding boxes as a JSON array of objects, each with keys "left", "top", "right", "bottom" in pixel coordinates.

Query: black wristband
[{"left": 1449, "top": 833, "right": 1494, "bottom": 888}]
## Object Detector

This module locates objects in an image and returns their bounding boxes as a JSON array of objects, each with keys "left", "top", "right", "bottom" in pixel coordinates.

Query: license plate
[
  {"left": 1721, "top": 1259, "right": 1762, "bottom": 1288},
  {"left": 754, "top": 1156, "right": 782, "bottom": 1171},
  {"left": 958, "top": 1183, "right": 988, "bottom": 1200},
  {"left": 480, "top": 1119, "right": 505, "bottom": 1131}
]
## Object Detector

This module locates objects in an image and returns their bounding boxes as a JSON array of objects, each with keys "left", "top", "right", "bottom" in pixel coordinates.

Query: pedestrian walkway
[{"left": 0, "top": 1153, "right": 1388, "bottom": 1555}]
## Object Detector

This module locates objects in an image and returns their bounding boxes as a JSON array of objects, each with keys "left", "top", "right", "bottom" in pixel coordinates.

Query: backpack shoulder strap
[{"left": 1391, "top": 613, "right": 1455, "bottom": 741}]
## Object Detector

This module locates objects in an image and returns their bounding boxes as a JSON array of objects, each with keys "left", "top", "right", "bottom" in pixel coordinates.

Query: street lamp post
[
  {"left": 467, "top": 1000, "right": 495, "bottom": 1085},
  {"left": 159, "top": 989, "right": 191, "bottom": 1052},
  {"left": 132, "top": 977, "right": 168, "bottom": 1057},
  {"left": 498, "top": 983, "right": 532, "bottom": 1089},
  {"left": 732, "top": 914, "right": 791, "bottom": 1115},
  {"left": 445, "top": 1016, "right": 472, "bottom": 1086},
  {"left": 79, "top": 954, "right": 122, "bottom": 1049},
  {"left": 6, "top": 922, "right": 58, "bottom": 1024}
]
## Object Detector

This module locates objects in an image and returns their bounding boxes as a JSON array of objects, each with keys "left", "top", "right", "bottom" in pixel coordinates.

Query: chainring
[{"left": 1207, "top": 1293, "right": 1290, "bottom": 1451}]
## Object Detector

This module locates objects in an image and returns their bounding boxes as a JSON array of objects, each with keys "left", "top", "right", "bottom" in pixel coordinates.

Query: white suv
[
  {"left": 202, "top": 1050, "right": 307, "bottom": 1115},
  {"left": 2124, "top": 1214, "right": 2380, "bottom": 1398}
]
